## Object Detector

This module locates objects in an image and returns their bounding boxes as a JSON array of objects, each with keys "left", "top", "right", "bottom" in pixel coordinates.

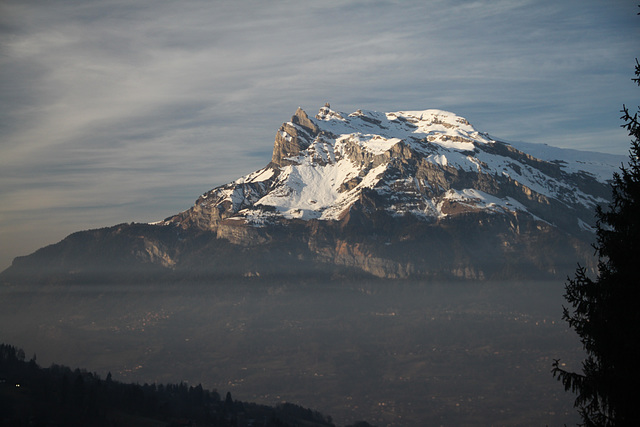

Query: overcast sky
[{"left": 0, "top": 0, "right": 638, "bottom": 270}]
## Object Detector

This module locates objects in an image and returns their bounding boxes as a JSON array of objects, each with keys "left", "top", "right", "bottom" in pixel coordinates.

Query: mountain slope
[{"left": 1, "top": 105, "right": 624, "bottom": 284}]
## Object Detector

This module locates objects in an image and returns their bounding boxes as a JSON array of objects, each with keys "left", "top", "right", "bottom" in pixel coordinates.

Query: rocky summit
[{"left": 1, "top": 105, "right": 626, "bottom": 284}]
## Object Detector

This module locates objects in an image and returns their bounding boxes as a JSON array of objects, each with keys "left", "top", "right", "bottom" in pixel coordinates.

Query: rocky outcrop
[{"left": 271, "top": 108, "right": 319, "bottom": 167}]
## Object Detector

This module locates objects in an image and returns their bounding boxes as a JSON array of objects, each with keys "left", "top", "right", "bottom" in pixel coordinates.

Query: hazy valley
[{"left": 1, "top": 280, "right": 582, "bottom": 426}]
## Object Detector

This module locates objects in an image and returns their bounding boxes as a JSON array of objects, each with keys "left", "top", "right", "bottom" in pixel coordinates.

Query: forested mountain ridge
[
  {"left": 0, "top": 342, "right": 359, "bottom": 427},
  {"left": 1, "top": 105, "right": 625, "bottom": 284}
]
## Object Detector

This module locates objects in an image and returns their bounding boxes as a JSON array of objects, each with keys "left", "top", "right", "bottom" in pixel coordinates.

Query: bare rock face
[
  {"left": 271, "top": 108, "right": 320, "bottom": 167},
  {"left": 1, "top": 105, "right": 625, "bottom": 285}
]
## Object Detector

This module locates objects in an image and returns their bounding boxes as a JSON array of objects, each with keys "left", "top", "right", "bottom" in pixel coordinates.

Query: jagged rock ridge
[{"left": 1, "top": 105, "right": 625, "bottom": 284}]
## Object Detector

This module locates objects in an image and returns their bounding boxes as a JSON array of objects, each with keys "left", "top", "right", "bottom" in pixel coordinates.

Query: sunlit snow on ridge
[
  {"left": 164, "top": 105, "right": 626, "bottom": 231},
  {"left": 497, "top": 138, "right": 624, "bottom": 183},
  {"left": 442, "top": 188, "right": 527, "bottom": 214}
]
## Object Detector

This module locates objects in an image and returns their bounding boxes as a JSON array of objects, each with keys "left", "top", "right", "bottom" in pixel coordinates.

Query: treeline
[{"left": 0, "top": 343, "right": 370, "bottom": 427}]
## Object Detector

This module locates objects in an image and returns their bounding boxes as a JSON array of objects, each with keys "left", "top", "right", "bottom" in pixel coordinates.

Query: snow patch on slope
[
  {"left": 441, "top": 189, "right": 527, "bottom": 214},
  {"left": 253, "top": 153, "right": 388, "bottom": 221},
  {"left": 498, "top": 138, "right": 624, "bottom": 183}
]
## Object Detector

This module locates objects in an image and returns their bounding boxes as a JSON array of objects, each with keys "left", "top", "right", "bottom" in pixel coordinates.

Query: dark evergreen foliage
[
  {"left": 552, "top": 51, "right": 640, "bottom": 425},
  {"left": 0, "top": 343, "right": 340, "bottom": 427}
]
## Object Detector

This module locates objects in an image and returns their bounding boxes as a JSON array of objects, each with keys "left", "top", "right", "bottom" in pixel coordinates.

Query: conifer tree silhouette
[{"left": 553, "top": 27, "right": 640, "bottom": 426}]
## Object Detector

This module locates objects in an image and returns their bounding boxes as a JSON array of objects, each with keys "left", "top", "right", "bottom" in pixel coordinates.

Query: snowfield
[{"left": 168, "top": 105, "right": 626, "bottom": 233}]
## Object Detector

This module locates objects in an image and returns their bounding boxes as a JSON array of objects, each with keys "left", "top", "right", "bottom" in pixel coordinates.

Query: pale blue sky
[{"left": 0, "top": 0, "right": 638, "bottom": 270}]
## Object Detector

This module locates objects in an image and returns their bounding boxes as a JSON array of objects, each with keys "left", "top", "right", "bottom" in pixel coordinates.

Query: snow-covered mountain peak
[
  {"left": 316, "top": 103, "right": 346, "bottom": 122},
  {"left": 12, "top": 104, "right": 625, "bottom": 284},
  {"left": 309, "top": 105, "right": 491, "bottom": 155},
  {"left": 166, "top": 105, "right": 625, "bottom": 242}
]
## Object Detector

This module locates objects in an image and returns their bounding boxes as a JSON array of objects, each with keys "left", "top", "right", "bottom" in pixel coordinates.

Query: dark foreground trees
[
  {"left": 0, "top": 343, "right": 338, "bottom": 427},
  {"left": 552, "top": 57, "right": 640, "bottom": 425}
]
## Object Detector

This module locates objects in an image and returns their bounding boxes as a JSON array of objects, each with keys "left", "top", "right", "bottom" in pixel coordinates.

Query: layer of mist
[{"left": 0, "top": 280, "right": 582, "bottom": 426}]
